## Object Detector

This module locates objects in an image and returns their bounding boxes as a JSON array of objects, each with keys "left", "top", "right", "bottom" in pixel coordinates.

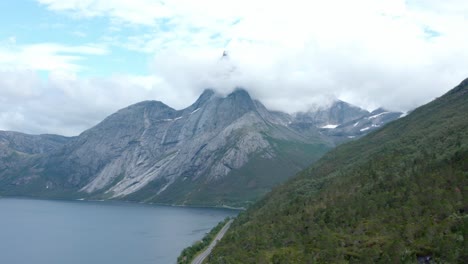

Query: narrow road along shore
[{"left": 191, "top": 219, "right": 234, "bottom": 264}]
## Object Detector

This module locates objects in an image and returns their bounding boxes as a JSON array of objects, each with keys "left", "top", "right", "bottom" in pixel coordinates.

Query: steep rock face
[
  {"left": 3, "top": 89, "right": 329, "bottom": 206},
  {"left": 81, "top": 90, "right": 278, "bottom": 200},
  {"left": 0, "top": 89, "right": 402, "bottom": 207},
  {"left": 43, "top": 99, "right": 178, "bottom": 188}
]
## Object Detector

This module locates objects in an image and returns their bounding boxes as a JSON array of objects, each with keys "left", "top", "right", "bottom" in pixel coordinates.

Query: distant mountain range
[
  {"left": 0, "top": 88, "right": 402, "bottom": 207},
  {"left": 210, "top": 78, "right": 468, "bottom": 263},
  {"left": 291, "top": 100, "right": 404, "bottom": 143}
]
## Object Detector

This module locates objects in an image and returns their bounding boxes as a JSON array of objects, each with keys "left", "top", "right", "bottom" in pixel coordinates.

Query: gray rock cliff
[{"left": 0, "top": 89, "right": 401, "bottom": 206}]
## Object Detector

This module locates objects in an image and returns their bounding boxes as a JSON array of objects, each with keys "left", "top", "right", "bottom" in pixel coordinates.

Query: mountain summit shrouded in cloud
[
  {"left": 0, "top": 0, "right": 468, "bottom": 135},
  {"left": 0, "top": 88, "right": 402, "bottom": 207}
]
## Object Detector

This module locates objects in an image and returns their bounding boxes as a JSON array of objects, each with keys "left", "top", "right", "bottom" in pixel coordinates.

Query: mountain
[
  {"left": 0, "top": 131, "right": 70, "bottom": 155},
  {"left": 320, "top": 107, "right": 404, "bottom": 142},
  {"left": 0, "top": 89, "right": 400, "bottom": 207},
  {"left": 290, "top": 101, "right": 403, "bottom": 143},
  {"left": 0, "top": 89, "right": 324, "bottom": 206},
  {"left": 0, "top": 132, "right": 70, "bottom": 186},
  {"left": 210, "top": 79, "right": 468, "bottom": 263},
  {"left": 293, "top": 100, "right": 370, "bottom": 127}
]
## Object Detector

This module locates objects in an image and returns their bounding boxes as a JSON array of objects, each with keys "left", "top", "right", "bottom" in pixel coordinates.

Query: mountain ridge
[{"left": 0, "top": 88, "right": 402, "bottom": 207}]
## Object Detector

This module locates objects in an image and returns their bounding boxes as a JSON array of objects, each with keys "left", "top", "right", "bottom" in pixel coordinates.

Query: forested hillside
[{"left": 209, "top": 78, "right": 468, "bottom": 263}]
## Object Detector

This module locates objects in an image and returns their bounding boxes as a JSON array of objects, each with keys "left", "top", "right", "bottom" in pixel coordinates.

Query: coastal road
[{"left": 191, "top": 219, "right": 234, "bottom": 264}]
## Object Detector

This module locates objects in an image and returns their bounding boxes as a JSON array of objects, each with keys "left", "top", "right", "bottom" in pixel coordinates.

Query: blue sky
[
  {"left": 0, "top": 0, "right": 467, "bottom": 135},
  {"left": 0, "top": 0, "right": 151, "bottom": 77}
]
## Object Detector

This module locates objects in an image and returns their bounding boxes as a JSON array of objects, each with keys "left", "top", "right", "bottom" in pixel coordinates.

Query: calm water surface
[{"left": 0, "top": 198, "right": 238, "bottom": 264}]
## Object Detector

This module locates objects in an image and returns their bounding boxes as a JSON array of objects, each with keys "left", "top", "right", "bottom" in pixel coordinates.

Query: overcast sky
[{"left": 0, "top": 0, "right": 467, "bottom": 136}]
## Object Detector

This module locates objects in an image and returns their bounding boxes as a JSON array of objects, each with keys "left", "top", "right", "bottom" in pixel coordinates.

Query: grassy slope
[{"left": 209, "top": 79, "right": 468, "bottom": 263}]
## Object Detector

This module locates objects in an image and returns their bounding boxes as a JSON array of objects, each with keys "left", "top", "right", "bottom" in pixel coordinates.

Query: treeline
[{"left": 178, "top": 217, "right": 231, "bottom": 264}]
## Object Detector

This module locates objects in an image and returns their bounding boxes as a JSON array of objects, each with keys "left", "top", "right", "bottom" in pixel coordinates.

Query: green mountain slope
[{"left": 209, "top": 78, "right": 468, "bottom": 263}]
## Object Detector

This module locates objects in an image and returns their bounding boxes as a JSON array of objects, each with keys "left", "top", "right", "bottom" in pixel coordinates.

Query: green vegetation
[
  {"left": 209, "top": 79, "right": 468, "bottom": 263},
  {"left": 178, "top": 217, "right": 231, "bottom": 264}
]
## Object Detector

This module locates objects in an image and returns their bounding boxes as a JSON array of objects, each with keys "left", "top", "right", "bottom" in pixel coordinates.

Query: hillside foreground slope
[{"left": 209, "top": 78, "right": 468, "bottom": 263}]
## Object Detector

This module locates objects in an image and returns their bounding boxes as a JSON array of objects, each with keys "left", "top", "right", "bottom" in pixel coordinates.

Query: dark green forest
[{"left": 208, "top": 79, "right": 468, "bottom": 263}]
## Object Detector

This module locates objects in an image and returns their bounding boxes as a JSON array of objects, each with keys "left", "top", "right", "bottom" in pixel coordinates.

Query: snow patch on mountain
[{"left": 321, "top": 124, "right": 339, "bottom": 129}]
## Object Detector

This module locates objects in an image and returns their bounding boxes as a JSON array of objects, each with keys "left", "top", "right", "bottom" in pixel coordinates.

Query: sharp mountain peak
[{"left": 0, "top": 83, "right": 405, "bottom": 207}]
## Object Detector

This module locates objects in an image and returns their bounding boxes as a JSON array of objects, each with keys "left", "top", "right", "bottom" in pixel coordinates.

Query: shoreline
[{"left": 0, "top": 195, "right": 246, "bottom": 211}]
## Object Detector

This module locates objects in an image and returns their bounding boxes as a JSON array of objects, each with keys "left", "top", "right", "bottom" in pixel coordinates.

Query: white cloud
[
  {"left": 145, "top": 0, "right": 468, "bottom": 112},
  {"left": 0, "top": 71, "right": 172, "bottom": 136},
  {"left": 37, "top": 0, "right": 467, "bottom": 106},
  {"left": 0, "top": 41, "right": 108, "bottom": 73},
  {"left": 1, "top": 0, "right": 467, "bottom": 135}
]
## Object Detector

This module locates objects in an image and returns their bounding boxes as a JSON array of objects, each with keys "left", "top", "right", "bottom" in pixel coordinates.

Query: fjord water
[{"left": 0, "top": 198, "right": 238, "bottom": 264}]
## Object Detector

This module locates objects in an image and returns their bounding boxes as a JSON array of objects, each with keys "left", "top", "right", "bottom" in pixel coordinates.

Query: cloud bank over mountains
[{"left": 0, "top": 0, "right": 467, "bottom": 135}]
